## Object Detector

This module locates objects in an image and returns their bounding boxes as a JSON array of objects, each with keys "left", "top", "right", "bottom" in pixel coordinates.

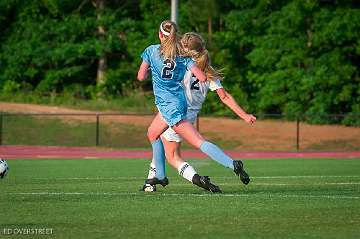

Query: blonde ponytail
[
  {"left": 197, "top": 50, "right": 222, "bottom": 81},
  {"left": 159, "top": 20, "right": 182, "bottom": 60},
  {"left": 181, "top": 32, "right": 222, "bottom": 81}
]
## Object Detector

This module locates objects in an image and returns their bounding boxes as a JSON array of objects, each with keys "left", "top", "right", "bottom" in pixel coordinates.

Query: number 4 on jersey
[{"left": 161, "top": 59, "right": 176, "bottom": 79}]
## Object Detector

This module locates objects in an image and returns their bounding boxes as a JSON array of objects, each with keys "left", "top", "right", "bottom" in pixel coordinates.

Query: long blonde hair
[
  {"left": 181, "top": 32, "right": 222, "bottom": 81},
  {"left": 159, "top": 20, "right": 182, "bottom": 60}
]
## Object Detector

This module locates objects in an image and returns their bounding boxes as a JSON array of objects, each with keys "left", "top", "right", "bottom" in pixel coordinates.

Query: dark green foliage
[{"left": 0, "top": 0, "right": 359, "bottom": 125}]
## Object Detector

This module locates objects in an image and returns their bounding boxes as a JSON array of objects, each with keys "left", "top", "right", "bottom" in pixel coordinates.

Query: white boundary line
[
  {"left": 10, "top": 180, "right": 360, "bottom": 186},
  {"left": 249, "top": 175, "right": 360, "bottom": 179},
  {"left": 193, "top": 182, "right": 360, "bottom": 186},
  {"left": 28, "top": 175, "right": 360, "bottom": 180},
  {"left": 9, "top": 192, "right": 360, "bottom": 200},
  {"left": 166, "top": 182, "right": 360, "bottom": 186}
]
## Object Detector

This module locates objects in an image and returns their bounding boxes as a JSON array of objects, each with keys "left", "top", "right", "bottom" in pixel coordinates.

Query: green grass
[
  {"left": 3, "top": 115, "right": 97, "bottom": 147},
  {"left": 1, "top": 115, "right": 239, "bottom": 149},
  {"left": 0, "top": 92, "right": 156, "bottom": 113},
  {"left": 1, "top": 157, "right": 359, "bottom": 239},
  {"left": 2, "top": 115, "right": 150, "bottom": 148}
]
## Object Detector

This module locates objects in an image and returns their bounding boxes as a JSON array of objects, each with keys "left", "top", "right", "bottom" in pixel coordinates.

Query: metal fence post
[
  {"left": 296, "top": 118, "right": 300, "bottom": 151},
  {"left": 0, "top": 112, "right": 3, "bottom": 145},
  {"left": 96, "top": 114, "right": 100, "bottom": 146}
]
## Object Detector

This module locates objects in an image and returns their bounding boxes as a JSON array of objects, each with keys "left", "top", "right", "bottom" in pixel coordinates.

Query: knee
[{"left": 147, "top": 128, "right": 158, "bottom": 141}]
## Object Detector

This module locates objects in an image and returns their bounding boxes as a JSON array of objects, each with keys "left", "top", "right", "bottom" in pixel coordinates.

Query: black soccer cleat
[
  {"left": 192, "top": 174, "right": 222, "bottom": 193},
  {"left": 233, "top": 160, "right": 250, "bottom": 185},
  {"left": 145, "top": 177, "right": 169, "bottom": 187},
  {"left": 139, "top": 183, "right": 157, "bottom": 192}
]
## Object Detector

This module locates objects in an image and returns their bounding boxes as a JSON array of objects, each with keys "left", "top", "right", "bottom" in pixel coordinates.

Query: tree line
[{"left": 1, "top": 0, "right": 359, "bottom": 125}]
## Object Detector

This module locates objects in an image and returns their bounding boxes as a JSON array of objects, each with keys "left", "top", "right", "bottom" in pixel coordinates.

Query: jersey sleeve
[
  {"left": 209, "top": 79, "right": 223, "bottom": 91},
  {"left": 185, "top": 58, "right": 195, "bottom": 70},
  {"left": 140, "top": 46, "right": 152, "bottom": 65}
]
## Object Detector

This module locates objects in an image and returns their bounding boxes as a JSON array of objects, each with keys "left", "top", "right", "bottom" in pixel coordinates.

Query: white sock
[
  {"left": 177, "top": 162, "right": 197, "bottom": 183},
  {"left": 147, "top": 160, "right": 156, "bottom": 179}
]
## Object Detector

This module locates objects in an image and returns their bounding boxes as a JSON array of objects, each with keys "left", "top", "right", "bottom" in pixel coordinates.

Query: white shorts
[{"left": 161, "top": 110, "right": 199, "bottom": 142}]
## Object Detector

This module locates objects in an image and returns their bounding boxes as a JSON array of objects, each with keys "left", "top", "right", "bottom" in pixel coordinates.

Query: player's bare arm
[
  {"left": 137, "top": 61, "right": 150, "bottom": 81},
  {"left": 189, "top": 65, "right": 207, "bottom": 82},
  {"left": 216, "top": 88, "right": 256, "bottom": 124}
]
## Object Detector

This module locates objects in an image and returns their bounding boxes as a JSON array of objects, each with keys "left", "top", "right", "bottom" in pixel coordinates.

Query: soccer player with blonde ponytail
[
  {"left": 138, "top": 24, "right": 255, "bottom": 193},
  {"left": 181, "top": 32, "right": 223, "bottom": 81},
  {"left": 158, "top": 20, "right": 182, "bottom": 60}
]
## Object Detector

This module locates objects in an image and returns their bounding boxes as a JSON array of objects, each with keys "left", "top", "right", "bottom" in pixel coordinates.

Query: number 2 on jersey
[
  {"left": 190, "top": 74, "right": 200, "bottom": 90},
  {"left": 161, "top": 59, "right": 176, "bottom": 79}
]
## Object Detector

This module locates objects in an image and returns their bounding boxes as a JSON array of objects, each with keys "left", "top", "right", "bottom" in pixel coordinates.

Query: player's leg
[
  {"left": 161, "top": 135, "right": 221, "bottom": 193},
  {"left": 139, "top": 158, "right": 157, "bottom": 192},
  {"left": 161, "top": 138, "right": 183, "bottom": 169},
  {"left": 162, "top": 137, "right": 195, "bottom": 181},
  {"left": 147, "top": 112, "right": 169, "bottom": 141},
  {"left": 172, "top": 120, "right": 204, "bottom": 148},
  {"left": 146, "top": 113, "right": 169, "bottom": 183},
  {"left": 172, "top": 120, "right": 250, "bottom": 185}
]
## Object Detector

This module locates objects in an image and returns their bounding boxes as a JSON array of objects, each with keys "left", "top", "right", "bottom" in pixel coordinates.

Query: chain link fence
[{"left": 0, "top": 112, "right": 359, "bottom": 151}]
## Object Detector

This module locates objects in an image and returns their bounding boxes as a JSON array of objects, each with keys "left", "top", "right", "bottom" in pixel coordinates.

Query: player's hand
[{"left": 244, "top": 114, "right": 256, "bottom": 124}]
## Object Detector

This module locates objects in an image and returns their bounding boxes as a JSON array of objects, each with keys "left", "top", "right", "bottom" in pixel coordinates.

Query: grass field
[
  {"left": 1, "top": 157, "right": 360, "bottom": 239},
  {"left": 2, "top": 115, "right": 150, "bottom": 149}
]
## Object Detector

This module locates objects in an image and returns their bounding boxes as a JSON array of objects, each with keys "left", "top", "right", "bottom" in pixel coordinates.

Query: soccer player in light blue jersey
[
  {"left": 140, "top": 32, "right": 256, "bottom": 193},
  {"left": 137, "top": 21, "right": 254, "bottom": 192}
]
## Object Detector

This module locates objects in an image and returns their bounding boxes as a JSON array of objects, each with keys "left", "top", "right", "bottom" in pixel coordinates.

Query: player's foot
[
  {"left": 139, "top": 183, "right": 156, "bottom": 192},
  {"left": 233, "top": 160, "right": 250, "bottom": 185},
  {"left": 145, "top": 177, "right": 169, "bottom": 187},
  {"left": 192, "top": 174, "right": 222, "bottom": 193}
]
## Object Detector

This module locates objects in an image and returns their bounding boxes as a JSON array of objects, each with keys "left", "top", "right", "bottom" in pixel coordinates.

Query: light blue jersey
[{"left": 141, "top": 44, "right": 195, "bottom": 126}]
